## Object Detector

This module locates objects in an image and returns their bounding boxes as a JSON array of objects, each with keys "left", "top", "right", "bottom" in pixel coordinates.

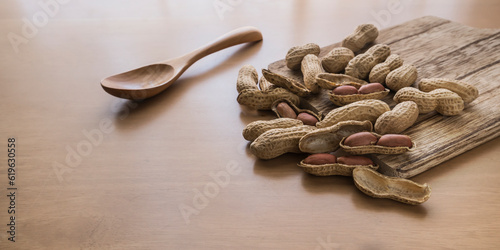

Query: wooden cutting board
[{"left": 268, "top": 16, "right": 500, "bottom": 178}]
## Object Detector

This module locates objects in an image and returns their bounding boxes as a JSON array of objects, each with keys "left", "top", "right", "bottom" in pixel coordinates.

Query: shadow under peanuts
[
  {"left": 350, "top": 185, "right": 429, "bottom": 219},
  {"left": 253, "top": 153, "right": 308, "bottom": 179},
  {"left": 299, "top": 150, "right": 428, "bottom": 218},
  {"left": 300, "top": 173, "right": 354, "bottom": 196},
  {"left": 110, "top": 41, "right": 263, "bottom": 130}
]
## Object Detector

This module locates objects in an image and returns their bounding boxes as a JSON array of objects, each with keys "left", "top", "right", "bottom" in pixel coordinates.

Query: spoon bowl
[{"left": 101, "top": 26, "right": 263, "bottom": 100}]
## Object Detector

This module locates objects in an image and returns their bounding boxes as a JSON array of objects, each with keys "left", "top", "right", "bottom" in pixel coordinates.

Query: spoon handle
[{"left": 172, "top": 26, "right": 263, "bottom": 68}]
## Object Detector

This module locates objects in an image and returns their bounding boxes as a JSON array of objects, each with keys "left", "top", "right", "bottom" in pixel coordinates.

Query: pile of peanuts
[{"left": 236, "top": 24, "right": 478, "bottom": 205}]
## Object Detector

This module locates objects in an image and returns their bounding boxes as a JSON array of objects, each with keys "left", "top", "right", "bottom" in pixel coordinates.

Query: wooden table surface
[{"left": 1, "top": 0, "right": 499, "bottom": 249}]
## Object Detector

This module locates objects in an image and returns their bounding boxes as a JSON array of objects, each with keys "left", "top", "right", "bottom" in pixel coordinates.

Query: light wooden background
[{"left": 1, "top": 0, "right": 499, "bottom": 249}]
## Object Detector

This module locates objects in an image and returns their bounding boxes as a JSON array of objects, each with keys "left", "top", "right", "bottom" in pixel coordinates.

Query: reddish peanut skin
[
  {"left": 297, "top": 112, "right": 318, "bottom": 126},
  {"left": 344, "top": 132, "right": 378, "bottom": 147},
  {"left": 276, "top": 102, "right": 297, "bottom": 119},
  {"left": 337, "top": 156, "right": 374, "bottom": 166},
  {"left": 303, "top": 153, "right": 337, "bottom": 165},
  {"left": 332, "top": 85, "right": 358, "bottom": 95},
  {"left": 358, "top": 83, "right": 385, "bottom": 94},
  {"left": 376, "top": 134, "right": 412, "bottom": 147}
]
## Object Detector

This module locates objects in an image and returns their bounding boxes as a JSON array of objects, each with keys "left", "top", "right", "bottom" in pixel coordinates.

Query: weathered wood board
[{"left": 268, "top": 16, "right": 500, "bottom": 178}]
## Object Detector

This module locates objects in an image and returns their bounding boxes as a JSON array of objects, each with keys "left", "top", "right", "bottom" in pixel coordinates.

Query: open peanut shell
[
  {"left": 299, "top": 120, "right": 373, "bottom": 153},
  {"left": 262, "top": 69, "right": 311, "bottom": 97},
  {"left": 298, "top": 161, "right": 378, "bottom": 176},
  {"left": 340, "top": 132, "right": 415, "bottom": 155},
  {"left": 329, "top": 89, "right": 390, "bottom": 106},
  {"left": 316, "top": 73, "right": 367, "bottom": 90},
  {"left": 271, "top": 98, "right": 323, "bottom": 122},
  {"left": 353, "top": 168, "right": 431, "bottom": 205}
]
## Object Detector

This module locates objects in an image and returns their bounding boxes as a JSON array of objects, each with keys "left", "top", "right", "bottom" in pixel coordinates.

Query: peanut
[
  {"left": 262, "top": 69, "right": 311, "bottom": 97},
  {"left": 337, "top": 156, "right": 374, "bottom": 166},
  {"left": 299, "top": 120, "right": 373, "bottom": 153},
  {"left": 365, "top": 44, "right": 391, "bottom": 64},
  {"left": 385, "top": 64, "right": 418, "bottom": 91},
  {"left": 276, "top": 102, "right": 297, "bottom": 119},
  {"left": 250, "top": 125, "right": 316, "bottom": 159},
  {"left": 358, "top": 83, "right": 385, "bottom": 94},
  {"left": 317, "top": 99, "right": 390, "bottom": 128},
  {"left": 236, "top": 65, "right": 259, "bottom": 93},
  {"left": 344, "top": 132, "right": 378, "bottom": 147},
  {"left": 299, "top": 155, "right": 378, "bottom": 176},
  {"left": 393, "top": 87, "right": 464, "bottom": 116},
  {"left": 321, "top": 47, "right": 355, "bottom": 73},
  {"left": 344, "top": 53, "right": 375, "bottom": 80},
  {"left": 353, "top": 168, "right": 431, "bottom": 205},
  {"left": 418, "top": 78, "right": 479, "bottom": 103},
  {"left": 303, "top": 154, "right": 337, "bottom": 165},
  {"left": 342, "top": 24, "right": 379, "bottom": 53},
  {"left": 316, "top": 73, "right": 367, "bottom": 90},
  {"left": 286, "top": 43, "right": 321, "bottom": 70},
  {"left": 340, "top": 132, "right": 413, "bottom": 155},
  {"left": 332, "top": 85, "right": 358, "bottom": 95},
  {"left": 243, "top": 118, "right": 303, "bottom": 141},
  {"left": 345, "top": 44, "right": 391, "bottom": 80},
  {"left": 369, "top": 54, "right": 403, "bottom": 84},
  {"left": 329, "top": 83, "right": 389, "bottom": 106},
  {"left": 301, "top": 54, "right": 324, "bottom": 94},
  {"left": 376, "top": 134, "right": 413, "bottom": 148},
  {"left": 374, "top": 101, "right": 419, "bottom": 134},
  {"left": 297, "top": 112, "right": 319, "bottom": 126},
  {"left": 237, "top": 87, "right": 300, "bottom": 110},
  {"left": 258, "top": 75, "right": 277, "bottom": 92},
  {"left": 271, "top": 99, "right": 322, "bottom": 122}
]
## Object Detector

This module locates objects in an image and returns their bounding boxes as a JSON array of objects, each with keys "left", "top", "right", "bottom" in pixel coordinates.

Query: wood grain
[
  {"left": 1, "top": 1, "right": 500, "bottom": 249},
  {"left": 269, "top": 16, "right": 500, "bottom": 178}
]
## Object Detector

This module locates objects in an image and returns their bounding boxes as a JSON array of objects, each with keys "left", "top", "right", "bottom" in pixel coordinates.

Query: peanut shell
[
  {"left": 242, "top": 118, "right": 303, "bottom": 142},
  {"left": 386, "top": 64, "right": 418, "bottom": 92},
  {"left": 299, "top": 120, "right": 373, "bottom": 153},
  {"left": 418, "top": 78, "right": 479, "bottom": 103},
  {"left": 317, "top": 99, "right": 390, "bottom": 128},
  {"left": 262, "top": 69, "right": 311, "bottom": 97},
  {"left": 316, "top": 73, "right": 367, "bottom": 90},
  {"left": 236, "top": 65, "right": 259, "bottom": 93},
  {"left": 353, "top": 168, "right": 431, "bottom": 205},
  {"left": 329, "top": 88, "right": 390, "bottom": 106},
  {"left": 237, "top": 88, "right": 300, "bottom": 110},
  {"left": 298, "top": 160, "right": 378, "bottom": 177},
  {"left": 365, "top": 44, "right": 391, "bottom": 64},
  {"left": 393, "top": 87, "right": 464, "bottom": 116},
  {"left": 374, "top": 101, "right": 419, "bottom": 134},
  {"left": 301, "top": 54, "right": 324, "bottom": 94},
  {"left": 258, "top": 75, "right": 277, "bottom": 92},
  {"left": 321, "top": 47, "right": 355, "bottom": 73},
  {"left": 342, "top": 24, "right": 378, "bottom": 53},
  {"left": 345, "top": 53, "right": 376, "bottom": 80},
  {"left": 369, "top": 54, "right": 403, "bottom": 84},
  {"left": 250, "top": 125, "right": 316, "bottom": 160},
  {"left": 286, "top": 43, "right": 321, "bottom": 70}
]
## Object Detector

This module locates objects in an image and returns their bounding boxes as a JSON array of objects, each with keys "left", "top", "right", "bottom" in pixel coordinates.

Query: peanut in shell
[
  {"left": 374, "top": 101, "right": 419, "bottom": 134},
  {"left": 316, "top": 99, "right": 390, "bottom": 128}
]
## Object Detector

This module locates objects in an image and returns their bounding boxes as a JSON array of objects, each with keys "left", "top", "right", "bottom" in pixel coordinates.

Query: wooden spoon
[{"left": 101, "top": 26, "right": 263, "bottom": 100}]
